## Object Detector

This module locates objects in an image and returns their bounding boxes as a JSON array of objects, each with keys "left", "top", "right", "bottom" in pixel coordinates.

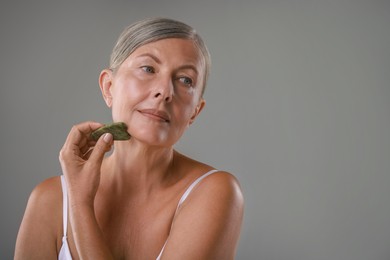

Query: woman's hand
[
  {"left": 59, "top": 121, "right": 115, "bottom": 259},
  {"left": 59, "top": 121, "right": 113, "bottom": 208}
]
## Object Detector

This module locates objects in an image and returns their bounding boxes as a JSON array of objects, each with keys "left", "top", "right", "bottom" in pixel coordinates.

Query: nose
[{"left": 153, "top": 77, "right": 173, "bottom": 103}]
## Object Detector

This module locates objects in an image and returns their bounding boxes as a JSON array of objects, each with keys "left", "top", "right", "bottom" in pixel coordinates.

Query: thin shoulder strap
[
  {"left": 156, "top": 169, "right": 219, "bottom": 260},
  {"left": 176, "top": 169, "right": 219, "bottom": 211},
  {"left": 60, "top": 175, "right": 68, "bottom": 239}
]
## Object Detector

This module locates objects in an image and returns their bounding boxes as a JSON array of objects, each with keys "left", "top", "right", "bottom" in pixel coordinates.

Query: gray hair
[{"left": 109, "top": 17, "right": 211, "bottom": 96}]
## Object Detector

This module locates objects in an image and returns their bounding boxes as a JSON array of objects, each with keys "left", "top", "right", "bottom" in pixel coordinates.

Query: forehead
[{"left": 129, "top": 38, "right": 204, "bottom": 68}]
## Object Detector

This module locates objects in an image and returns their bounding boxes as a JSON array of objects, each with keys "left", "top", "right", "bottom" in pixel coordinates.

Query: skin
[{"left": 14, "top": 38, "right": 244, "bottom": 260}]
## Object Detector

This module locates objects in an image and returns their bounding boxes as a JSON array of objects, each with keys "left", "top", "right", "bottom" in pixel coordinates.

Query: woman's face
[{"left": 100, "top": 38, "right": 205, "bottom": 147}]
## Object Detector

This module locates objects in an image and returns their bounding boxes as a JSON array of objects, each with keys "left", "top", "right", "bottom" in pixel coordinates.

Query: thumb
[{"left": 89, "top": 133, "right": 113, "bottom": 165}]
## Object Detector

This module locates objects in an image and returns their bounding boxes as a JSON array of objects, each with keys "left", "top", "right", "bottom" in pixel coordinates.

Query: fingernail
[{"left": 103, "top": 133, "right": 113, "bottom": 143}]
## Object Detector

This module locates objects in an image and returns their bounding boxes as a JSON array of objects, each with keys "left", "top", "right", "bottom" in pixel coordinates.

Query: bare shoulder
[
  {"left": 15, "top": 176, "right": 62, "bottom": 259},
  {"left": 25, "top": 176, "right": 63, "bottom": 236},
  {"left": 174, "top": 151, "right": 244, "bottom": 198},
  {"left": 28, "top": 176, "right": 63, "bottom": 211},
  {"left": 162, "top": 170, "right": 244, "bottom": 259},
  {"left": 201, "top": 170, "right": 243, "bottom": 192},
  {"left": 189, "top": 170, "right": 244, "bottom": 212},
  {"left": 20, "top": 175, "right": 63, "bottom": 231}
]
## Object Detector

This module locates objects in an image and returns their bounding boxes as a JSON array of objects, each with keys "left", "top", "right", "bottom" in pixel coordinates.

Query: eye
[
  {"left": 141, "top": 66, "right": 155, "bottom": 73},
  {"left": 178, "top": 76, "right": 194, "bottom": 87}
]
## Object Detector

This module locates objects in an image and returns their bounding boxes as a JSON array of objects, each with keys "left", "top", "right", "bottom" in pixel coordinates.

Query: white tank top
[{"left": 58, "top": 169, "right": 218, "bottom": 260}]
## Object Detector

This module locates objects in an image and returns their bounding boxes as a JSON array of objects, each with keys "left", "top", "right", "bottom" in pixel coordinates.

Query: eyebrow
[
  {"left": 177, "top": 64, "right": 199, "bottom": 76},
  {"left": 135, "top": 53, "right": 199, "bottom": 75},
  {"left": 135, "top": 53, "right": 162, "bottom": 64}
]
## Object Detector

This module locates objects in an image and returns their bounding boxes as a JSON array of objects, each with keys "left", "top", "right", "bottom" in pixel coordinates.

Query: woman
[{"left": 15, "top": 17, "right": 244, "bottom": 260}]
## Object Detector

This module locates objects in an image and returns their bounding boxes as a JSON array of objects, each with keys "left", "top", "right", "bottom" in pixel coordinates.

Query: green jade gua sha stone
[{"left": 90, "top": 122, "right": 131, "bottom": 141}]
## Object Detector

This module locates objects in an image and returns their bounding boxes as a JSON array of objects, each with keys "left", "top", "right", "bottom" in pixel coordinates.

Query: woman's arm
[
  {"left": 159, "top": 171, "right": 244, "bottom": 260},
  {"left": 14, "top": 177, "right": 62, "bottom": 259},
  {"left": 58, "top": 121, "right": 114, "bottom": 260}
]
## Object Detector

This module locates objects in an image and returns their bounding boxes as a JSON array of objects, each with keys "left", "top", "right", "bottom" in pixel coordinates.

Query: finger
[
  {"left": 88, "top": 133, "right": 113, "bottom": 166},
  {"left": 62, "top": 122, "right": 103, "bottom": 154},
  {"left": 77, "top": 121, "right": 104, "bottom": 136},
  {"left": 65, "top": 121, "right": 103, "bottom": 145},
  {"left": 80, "top": 138, "right": 98, "bottom": 154},
  {"left": 82, "top": 147, "right": 94, "bottom": 160}
]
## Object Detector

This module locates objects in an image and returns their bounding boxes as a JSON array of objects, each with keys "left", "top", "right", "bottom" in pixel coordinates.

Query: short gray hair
[{"left": 109, "top": 17, "right": 211, "bottom": 96}]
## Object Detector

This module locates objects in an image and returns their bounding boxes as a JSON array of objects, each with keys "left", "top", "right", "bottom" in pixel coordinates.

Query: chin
[
  {"left": 128, "top": 120, "right": 184, "bottom": 147},
  {"left": 132, "top": 131, "right": 175, "bottom": 147}
]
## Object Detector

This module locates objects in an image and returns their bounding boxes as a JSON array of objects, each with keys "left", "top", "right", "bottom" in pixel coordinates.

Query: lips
[{"left": 138, "top": 108, "right": 170, "bottom": 122}]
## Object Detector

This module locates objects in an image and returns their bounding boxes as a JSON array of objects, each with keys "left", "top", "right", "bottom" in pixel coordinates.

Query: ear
[
  {"left": 189, "top": 98, "right": 206, "bottom": 125},
  {"left": 99, "top": 69, "right": 114, "bottom": 107}
]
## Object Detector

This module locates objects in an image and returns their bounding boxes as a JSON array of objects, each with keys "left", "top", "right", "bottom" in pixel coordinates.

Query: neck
[{"left": 101, "top": 139, "right": 175, "bottom": 193}]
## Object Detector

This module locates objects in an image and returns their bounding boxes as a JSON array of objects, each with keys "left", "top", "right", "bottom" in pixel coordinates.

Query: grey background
[{"left": 1, "top": 0, "right": 389, "bottom": 259}]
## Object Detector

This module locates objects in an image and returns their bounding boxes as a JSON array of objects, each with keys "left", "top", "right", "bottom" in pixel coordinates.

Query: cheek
[
  {"left": 174, "top": 102, "right": 197, "bottom": 123},
  {"left": 112, "top": 77, "right": 142, "bottom": 103},
  {"left": 110, "top": 81, "right": 139, "bottom": 118}
]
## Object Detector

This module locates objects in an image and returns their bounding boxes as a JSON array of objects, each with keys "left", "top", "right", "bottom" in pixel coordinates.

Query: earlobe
[
  {"left": 189, "top": 98, "right": 206, "bottom": 125},
  {"left": 99, "top": 69, "right": 113, "bottom": 107}
]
